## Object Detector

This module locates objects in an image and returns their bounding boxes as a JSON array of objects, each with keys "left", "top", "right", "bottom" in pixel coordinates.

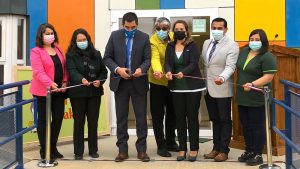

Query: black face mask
[{"left": 174, "top": 31, "right": 186, "bottom": 40}]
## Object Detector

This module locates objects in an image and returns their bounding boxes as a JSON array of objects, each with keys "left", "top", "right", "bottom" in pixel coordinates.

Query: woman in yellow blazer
[{"left": 148, "top": 17, "right": 177, "bottom": 157}]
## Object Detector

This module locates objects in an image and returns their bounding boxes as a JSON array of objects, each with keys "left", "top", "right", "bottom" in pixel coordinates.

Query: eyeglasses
[{"left": 155, "top": 27, "right": 169, "bottom": 31}]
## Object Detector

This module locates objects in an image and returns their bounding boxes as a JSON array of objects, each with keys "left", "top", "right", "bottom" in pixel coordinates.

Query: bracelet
[{"left": 251, "top": 83, "right": 256, "bottom": 87}]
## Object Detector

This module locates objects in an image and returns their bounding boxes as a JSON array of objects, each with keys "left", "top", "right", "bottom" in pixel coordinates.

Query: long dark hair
[
  {"left": 35, "top": 23, "right": 59, "bottom": 48},
  {"left": 67, "top": 28, "right": 97, "bottom": 58},
  {"left": 172, "top": 20, "right": 193, "bottom": 45},
  {"left": 248, "top": 29, "right": 269, "bottom": 55}
]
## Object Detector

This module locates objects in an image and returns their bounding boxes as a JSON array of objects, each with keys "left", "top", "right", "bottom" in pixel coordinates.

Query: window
[
  {"left": 0, "top": 65, "right": 3, "bottom": 105},
  {"left": 17, "top": 19, "right": 24, "bottom": 60}
]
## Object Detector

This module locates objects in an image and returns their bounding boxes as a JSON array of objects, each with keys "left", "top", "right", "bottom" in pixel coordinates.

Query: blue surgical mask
[
  {"left": 77, "top": 41, "right": 88, "bottom": 50},
  {"left": 156, "top": 30, "right": 168, "bottom": 40},
  {"left": 249, "top": 41, "right": 262, "bottom": 51},
  {"left": 124, "top": 28, "right": 137, "bottom": 38},
  {"left": 211, "top": 30, "right": 224, "bottom": 41}
]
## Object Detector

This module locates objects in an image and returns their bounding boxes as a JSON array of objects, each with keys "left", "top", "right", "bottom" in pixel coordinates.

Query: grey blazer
[
  {"left": 201, "top": 36, "right": 239, "bottom": 98},
  {"left": 103, "top": 29, "right": 151, "bottom": 94}
]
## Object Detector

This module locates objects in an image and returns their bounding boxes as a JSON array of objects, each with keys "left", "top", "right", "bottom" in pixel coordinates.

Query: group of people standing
[{"left": 29, "top": 11, "right": 277, "bottom": 166}]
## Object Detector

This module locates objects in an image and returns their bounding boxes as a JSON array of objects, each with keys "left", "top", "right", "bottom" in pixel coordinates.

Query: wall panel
[
  {"left": 235, "top": 0, "right": 285, "bottom": 42},
  {"left": 48, "top": 0, "right": 94, "bottom": 52}
]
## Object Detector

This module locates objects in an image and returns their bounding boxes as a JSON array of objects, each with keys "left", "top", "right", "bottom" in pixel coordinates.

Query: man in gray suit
[
  {"left": 202, "top": 17, "right": 239, "bottom": 162},
  {"left": 103, "top": 12, "right": 151, "bottom": 162}
]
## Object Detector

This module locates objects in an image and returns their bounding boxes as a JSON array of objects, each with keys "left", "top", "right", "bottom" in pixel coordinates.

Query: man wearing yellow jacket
[{"left": 148, "top": 17, "right": 178, "bottom": 157}]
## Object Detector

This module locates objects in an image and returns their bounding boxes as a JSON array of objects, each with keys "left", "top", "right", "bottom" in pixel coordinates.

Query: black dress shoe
[
  {"left": 246, "top": 154, "right": 263, "bottom": 166},
  {"left": 238, "top": 151, "right": 255, "bottom": 162},
  {"left": 137, "top": 152, "right": 150, "bottom": 162},
  {"left": 166, "top": 144, "right": 179, "bottom": 152},
  {"left": 75, "top": 155, "right": 83, "bottom": 160},
  {"left": 157, "top": 149, "right": 172, "bottom": 157},
  {"left": 89, "top": 152, "right": 99, "bottom": 158},
  {"left": 51, "top": 149, "right": 64, "bottom": 158},
  {"left": 115, "top": 152, "right": 129, "bottom": 162}
]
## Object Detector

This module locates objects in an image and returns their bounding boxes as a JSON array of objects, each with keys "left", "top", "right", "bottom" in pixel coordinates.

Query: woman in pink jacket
[{"left": 30, "top": 23, "right": 68, "bottom": 160}]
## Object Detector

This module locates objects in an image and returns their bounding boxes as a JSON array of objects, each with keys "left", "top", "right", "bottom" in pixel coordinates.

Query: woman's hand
[
  {"left": 165, "top": 72, "right": 173, "bottom": 80},
  {"left": 82, "top": 78, "right": 90, "bottom": 86},
  {"left": 175, "top": 72, "right": 183, "bottom": 79},
  {"left": 243, "top": 82, "right": 253, "bottom": 92},
  {"left": 61, "top": 82, "right": 67, "bottom": 93},
  {"left": 153, "top": 71, "right": 162, "bottom": 79},
  {"left": 93, "top": 80, "right": 101, "bottom": 88},
  {"left": 51, "top": 82, "right": 59, "bottom": 92}
]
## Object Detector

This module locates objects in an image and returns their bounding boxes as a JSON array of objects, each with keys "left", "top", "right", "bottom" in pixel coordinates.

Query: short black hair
[
  {"left": 211, "top": 17, "right": 227, "bottom": 28},
  {"left": 35, "top": 23, "right": 59, "bottom": 48},
  {"left": 122, "top": 12, "right": 138, "bottom": 25},
  {"left": 248, "top": 29, "right": 269, "bottom": 55}
]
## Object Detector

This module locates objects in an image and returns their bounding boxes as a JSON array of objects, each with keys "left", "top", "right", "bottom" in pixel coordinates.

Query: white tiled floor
[{"left": 23, "top": 136, "right": 285, "bottom": 169}]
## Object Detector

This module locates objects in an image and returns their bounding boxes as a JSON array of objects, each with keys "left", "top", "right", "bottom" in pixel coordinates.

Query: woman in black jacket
[
  {"left": 165, "top": 20, "right": 205, "bottom": 162},
  {"left": 66, "top": 28, "right": 107, "bottom": 160}
]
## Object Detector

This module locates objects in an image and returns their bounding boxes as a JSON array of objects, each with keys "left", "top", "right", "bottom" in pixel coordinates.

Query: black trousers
[
  {"left": 150, "top": 83, "right": 176, "bottom": 150},
  {"left": 35, "top": 94, "right": 65, "bottom": 152},
  {"left": 172, "top": 92, "right": 201, "bottom": 151},
  {"left": 70, "top": 96, "right": 101, "bottom": 155},
  {"left": 205, "top": 92, "right": 232, "bottom": 154},
  {"left": 115, "top": 80, "right": 148, "bottom": 153},
  {"left": 238, "top": 105, "right": 265, "bottom": 154}
]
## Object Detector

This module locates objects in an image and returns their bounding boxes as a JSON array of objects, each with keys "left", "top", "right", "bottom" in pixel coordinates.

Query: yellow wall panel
[{"left": 235, "top": 0, "right": 285, "bottom": 41}]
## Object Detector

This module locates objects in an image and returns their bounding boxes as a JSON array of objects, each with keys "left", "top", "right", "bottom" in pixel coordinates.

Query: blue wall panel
[
  {"left": 27, "top": 0, "right": 47, "bottom": 64},
  {"left": 160, "top": 0, "right": 184, "bottom": 9},
  {"left": 286, "top": 0, "right": 300, "bottom": 47}
]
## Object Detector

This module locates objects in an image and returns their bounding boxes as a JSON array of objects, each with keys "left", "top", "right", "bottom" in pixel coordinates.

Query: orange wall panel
[{"left": 48, "top": 0, "right": 94, "bottom": 52}]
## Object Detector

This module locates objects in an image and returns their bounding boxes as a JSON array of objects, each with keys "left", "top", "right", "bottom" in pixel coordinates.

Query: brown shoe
[
  {"left": 214, "top": 153, "right": 228, "bottom": 162},
  {"left": 203, "top": 150, "right": 219, "bottom": 159},
  {"left": 137, "top": 152, "right": 150, "bottom": 162},
  {"left": 115, "top": 152, "right": 129, "bottom": 162}
]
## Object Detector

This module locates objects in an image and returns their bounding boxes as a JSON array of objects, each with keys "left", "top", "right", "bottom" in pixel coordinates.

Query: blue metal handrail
[
  {"left": 0, "top": 80, "right": 30, "bottom": 90},
  {"left": 0, "top": 81, "right": 36, "bottom": 169},
  {"left": 272, "top": 80, "right": 300, "bottom": 169}
]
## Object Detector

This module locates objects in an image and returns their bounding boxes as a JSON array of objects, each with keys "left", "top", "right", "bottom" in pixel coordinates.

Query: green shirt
[
  {"left": 236, "top": 47, "right": 277, "bottom": 106},
  {"left": 173, "top": 54, "right": 188, "bottom": 90}
]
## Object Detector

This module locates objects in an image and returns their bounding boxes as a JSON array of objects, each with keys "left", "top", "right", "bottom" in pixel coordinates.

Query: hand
[
  {"left": 61, "top": 82, "right": 67, "bottom": 93},
  {"left": 243, "top": 83, "right": 252, "bottom": 92},
  {"left": 214, "top": 77, "right": 224, "bottom": 85},
  {"left": 165, "top": 72, "right": 173, "bottom": 80},
  {"left": 82, "top": 78, "right": 90, "bottom": 86},
  {"left": 153, "top": 71, "right": 162, "bottom": 79},
  {"left": 132, "top": 68, "right": 142, "bottom": 77},
  {"left": 116, "top": 67, "right": 130, "bottom": 79},
  {"left": 93, "top": 80, "right": 101, "bottom": 88},
  {"left": 51, "top": 82, "right": 59, "bottom": 92},
  {"left": 175, "top": 72, "right": 183, "bottom": 79}
]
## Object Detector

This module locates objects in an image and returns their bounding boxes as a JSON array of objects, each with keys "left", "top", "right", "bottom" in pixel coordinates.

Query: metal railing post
[
  {"left": 15, "top": 86, "right": 24, "bottom": 169},
  {"left": 259, "top": 86, "right": 281, "bottom": 169},
  {"left": 37, "top": 88, "right": 58, "bottom": 167}
]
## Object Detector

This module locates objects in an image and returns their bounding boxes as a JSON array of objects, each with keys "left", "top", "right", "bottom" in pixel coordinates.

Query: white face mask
[
  {"left": 249, "top": 41, "right": 262, "bottom": 51},
  {"left": 211, "top": 30, "right": 224, "bottom": 41}
]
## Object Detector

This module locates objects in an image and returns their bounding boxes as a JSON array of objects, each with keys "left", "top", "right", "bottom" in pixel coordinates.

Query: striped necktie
[{"left": 208, "top": 41, "right": 218, "bottom": 61}]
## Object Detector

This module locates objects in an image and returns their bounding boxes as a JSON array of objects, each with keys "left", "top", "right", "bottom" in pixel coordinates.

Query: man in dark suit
[{"left": 103, "top": 12, "right": 151, "bottom": 162}]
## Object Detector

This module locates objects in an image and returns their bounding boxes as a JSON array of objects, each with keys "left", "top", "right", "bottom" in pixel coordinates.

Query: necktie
[
  {"left": 208, "top": 41, "right": 218, "bottom": 61},
  {"left": 125, "top": 37, "right": 132, "bottom": 72}
]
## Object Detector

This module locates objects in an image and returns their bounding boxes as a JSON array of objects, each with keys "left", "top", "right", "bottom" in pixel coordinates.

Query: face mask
[
  {"left": 124, "top": 28, "right": 137, "bottom": 38},
  {"left": 156, "top": 30, "right": 168, "bottom": 40},
  {"left": 211, "top": 30, "right": 224, "bottom": 41},
  {"left": 77, "top": 41, "right": 88, "bottom": 50},
  {"left": 249, "top": 41, "right": 262, "bottom": 51},
  {"left": 43, "top": 35, "right": 55, "bottom": 44},
  {"left": 174, "top": 31, "right": 186, "bottom": 40}
]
